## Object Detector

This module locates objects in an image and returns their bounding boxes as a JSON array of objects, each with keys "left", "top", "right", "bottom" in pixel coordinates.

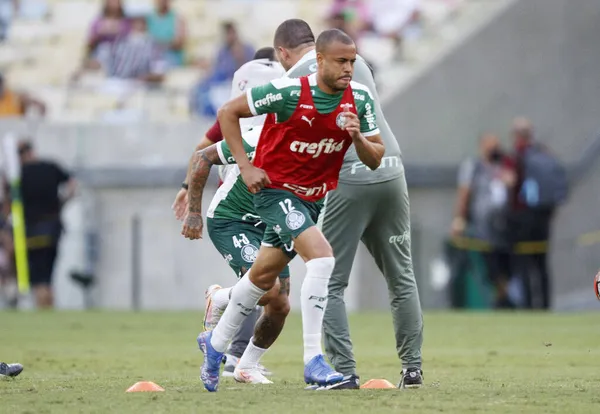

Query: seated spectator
[
  {"left": 87, "top": 0, "right": 131, "bottom": 65},
  {"left": 190, "top": 21, "right": 254, "bottom": 117},
  {"left": 105, "top": 15, "right": 167, "bottom": 84},
  {"left": 146, "top": 0, "right": 187, "bottom": 68},
  {"left": 327, "top": 0, "right": 370, "bottom": 42},
  {"left": 368, "top": 0, "right": 422, "bottom": 61},
  {"left": 211, "top": 22, "right": 255, "bottom": 82},
  {"left": 451, "top": 133, "right": 516, "bottom": 309},
  {"left": 0, "top": 72, "right": 46, "bottom": 118},
  {"left": 328, "top": 12, "right": 359, "bottom": 43},
  {"left": 0, "top": 0, "right": 17, "bottom": 42}
]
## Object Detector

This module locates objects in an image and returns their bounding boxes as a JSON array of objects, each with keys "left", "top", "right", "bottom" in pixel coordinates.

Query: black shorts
[
  {"left": 26, "top": 220, "right": 62, "bottom": 287},
  {"left": 483, "top": 251, "right": 512, "bottom": 284},
  {"left": 28, "top": 246, "right": 58, "bottom": 287}
]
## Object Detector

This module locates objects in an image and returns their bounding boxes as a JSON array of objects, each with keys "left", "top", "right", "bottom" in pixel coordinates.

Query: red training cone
[
  {"left": 360, "top": 379, "right": 396, "bottom": 389},
  {"left": 126, "top": 381, "right": 165, "bottom": 392}
]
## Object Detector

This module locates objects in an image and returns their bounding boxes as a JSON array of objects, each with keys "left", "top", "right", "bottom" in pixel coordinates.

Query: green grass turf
[{"left": 1, "top": 311, "right": 599, "bottom": 413}]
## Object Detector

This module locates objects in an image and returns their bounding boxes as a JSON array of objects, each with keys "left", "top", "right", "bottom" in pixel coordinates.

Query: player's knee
[
  {"left": 305, "top": 257, "right": 336, "bottom": 280},
  {"left": 295, "top": 227, "right": 334, "bottom": 260},
  {"left": 258, "top": 283, "right": 279, "bottom": 306},
  {"left": 266, "top": 293, "right": 290, "bottom": 317},
  {"left": 275, "top": 298, "right": 291, "bottom": 317},
  {"left": 312, "top": 239, "right": 333, "bottom": 259},
  {"left": 250, "top": 271, "right": 278, "bottom": 291}
]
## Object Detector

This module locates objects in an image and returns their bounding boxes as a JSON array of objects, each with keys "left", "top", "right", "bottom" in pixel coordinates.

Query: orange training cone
[
  {"left": 126, "top": 381, "right": 165, "bottom": 392},
  {"left": 360, "top": 379, "right": 396, "bottom": 389}
]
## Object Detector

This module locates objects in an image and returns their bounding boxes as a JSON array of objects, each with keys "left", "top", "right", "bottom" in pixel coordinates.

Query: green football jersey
[
  {"left": 206, "top": 128, "right": 260, "bottom": 223},
  {"left": 208, "top": 51, "right": 390, "bottom": 221}
]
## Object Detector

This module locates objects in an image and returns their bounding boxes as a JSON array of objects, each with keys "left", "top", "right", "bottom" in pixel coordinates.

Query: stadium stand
[{"left": 0, "top": 0, "right": 468, "bottom": 123}]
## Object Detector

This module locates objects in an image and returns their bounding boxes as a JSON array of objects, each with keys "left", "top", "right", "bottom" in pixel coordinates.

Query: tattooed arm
[
  {"left": 180, "top": 144, "right": 223, "bottom": 240},
  {"left": 172, "top": 133, "right": 223, "bottom": 221},
  {"left": 184, "top": 142, "right": 223, "bottom": 187}
]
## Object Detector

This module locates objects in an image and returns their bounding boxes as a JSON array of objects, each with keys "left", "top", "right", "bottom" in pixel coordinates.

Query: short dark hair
[
  {"left": 18, "top": 140, "right": 33, "bottom": 156},
  {"left": 254, "top": 47, "right": 276, "bottom": 61},
  {"left": 273, "top": 19, "right": 315, "bottom": 50},
  {"left": 222, "top": 21, "right": 236, "bottom": 32},
  {"left": 316, "top": 28, "right": 354, "bottom": 53}
]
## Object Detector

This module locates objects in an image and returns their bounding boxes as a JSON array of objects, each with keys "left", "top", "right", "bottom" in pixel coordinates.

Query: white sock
[
  {"left": 212, "top": 287, "right": 231, "bottom": 309},
  {"left": 210, "top": 272, "right": 267, "bottom": 352},
  {"left": 237, "top": 338, "right": 268, "bottom": 370},
  {"left": 301, "top": 257, "right": 335, "bottom": 364}
]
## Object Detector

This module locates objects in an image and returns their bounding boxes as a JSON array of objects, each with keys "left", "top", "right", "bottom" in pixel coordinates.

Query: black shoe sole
[{"left": 306, "top": 376, "right": 360, "bottom": 390}]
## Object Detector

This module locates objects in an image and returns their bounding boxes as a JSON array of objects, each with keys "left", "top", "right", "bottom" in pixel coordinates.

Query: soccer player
[
  {"left": 182, "top": 28, "right": 385, "bottom": 392},
  {"left": 173, "top": 46, "right": 284, "bottom": 218},
  {"left": 268, "top": 20, "right": 424, "bottom": 390},
  {"left": 183, "top": 125, "right": 291, "bottom": 385},
  {"left": 173, "top": 47, "right": 286, "bottom": 382},
  {"left": 185, "top": 20, "right": 424, "bottom": 390}
]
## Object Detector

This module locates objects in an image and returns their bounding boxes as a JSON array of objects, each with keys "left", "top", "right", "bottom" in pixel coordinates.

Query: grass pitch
[{"left": 1, "top": 311, "right": 599, "bottom": 413}]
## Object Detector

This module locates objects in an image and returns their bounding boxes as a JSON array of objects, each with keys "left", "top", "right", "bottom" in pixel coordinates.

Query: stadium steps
[
  {"left": 371, "top": 0, "right": 518, "bottom": 105},
  {"left": 2, "top": 0, "right": 509, "bottom": 122}
]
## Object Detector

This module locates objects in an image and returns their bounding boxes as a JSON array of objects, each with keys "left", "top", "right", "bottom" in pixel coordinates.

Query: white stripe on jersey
[{"left": 349, "top": 81, "right": 375, "bottom": 100}]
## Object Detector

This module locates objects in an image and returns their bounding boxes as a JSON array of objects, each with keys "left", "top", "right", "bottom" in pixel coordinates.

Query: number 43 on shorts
[{"left": 232, "top": 233, "right": 250, "bottom": 248}]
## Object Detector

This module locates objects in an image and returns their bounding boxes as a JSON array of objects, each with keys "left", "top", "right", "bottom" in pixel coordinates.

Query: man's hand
[
  {"left": 240, "top": 165, "right": 271, "bottom": 194},
  {"left": 172, "top": 188, "right": 188, "bottom": 221},
  {"left": 182, "top": 212, "right": 203, "bottom": 240},
  {"left": 341, "top": 112, "right": 361, "bottom": 140}
]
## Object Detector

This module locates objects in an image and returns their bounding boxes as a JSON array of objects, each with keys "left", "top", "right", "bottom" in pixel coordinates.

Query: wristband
[{"left": 181, "top": 182, "right": 189, "bottom": 190}]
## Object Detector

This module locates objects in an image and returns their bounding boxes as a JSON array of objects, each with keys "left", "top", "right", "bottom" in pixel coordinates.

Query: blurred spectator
[
  {"left": 451, "top": 133, "right": 516, "bottom": 309},
  {"left": 146, "top": 0, "right": 187, "bottom": 67},
  {"left": 0, "top": 72, "right": 46, "bottom": 118},
  {"left": 328, "top": 12, "right": 359, "bottom": 43},
  {"left": 87, "top": 0, "right": 131, "bottom": 64},
  {"left": 211, "top": 22, "right": 255, "bottom": 82},
  {"left": 327, "top": 0, "right": 370, "bottom": 42},
  {"left": 106, "top": 15, "right": 167, "bottom": 84},
  {"left": 0, "top": 204, "right": 16, "bottom": 308},
  {"left": 8, "top": 140, "right": 76, "bottom": 309},
  {"left": 0, "top": 0, "right": 18, "bottom": 42},
  {"left": 368, "top": 0, "right": 422, "bottom": 61},
  {"left": 190, "top": 22, "right": 254, "bottom": 117},
  {"left": 510, "top": 117, "right": 568, "bottom": 310}
]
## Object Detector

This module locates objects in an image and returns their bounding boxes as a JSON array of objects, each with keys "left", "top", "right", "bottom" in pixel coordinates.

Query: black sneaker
[
  {"left": 0, "top": 362, "right": 23, "bottom": 378},
  {"left": 398, "top": 368, "right": 422, "bottom": 389},
  {"left": 305, "top": 375, "right": 360, "bottom": 390}
]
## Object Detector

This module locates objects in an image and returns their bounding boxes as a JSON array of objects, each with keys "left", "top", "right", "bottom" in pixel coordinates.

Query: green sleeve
[
  {"left": 358, "top": 91, "right": 380, "bottom": 137},
  {"left": 246, "top": 81, "right": 291, "bottom": 116},
  {"left": 217, "top": 140, "right": 256, "bottom": 165}
]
